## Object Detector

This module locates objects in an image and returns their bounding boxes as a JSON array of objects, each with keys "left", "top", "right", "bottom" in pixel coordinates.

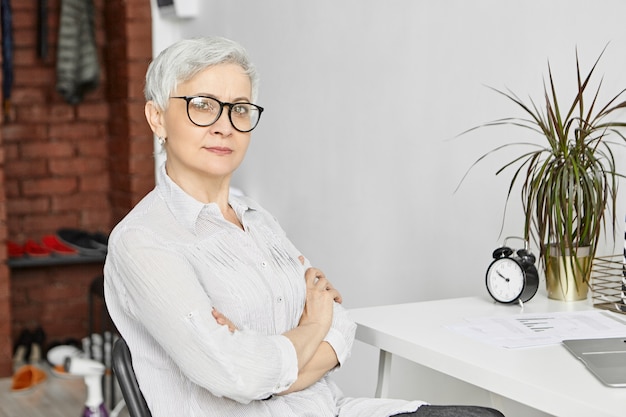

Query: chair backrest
[{"left": 112, "top": 338, "right": 152, "bottom": 417}]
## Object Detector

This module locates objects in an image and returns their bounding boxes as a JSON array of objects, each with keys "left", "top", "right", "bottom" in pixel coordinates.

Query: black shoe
[
  {"left": 56, "top": 228, "right": 108, "bottom": 256},
  {"left": 29, "top": 327, "right": 46, "bottom": 363},
  {"left": 13, "top": 329, "right": 33, "bottom": 368}
]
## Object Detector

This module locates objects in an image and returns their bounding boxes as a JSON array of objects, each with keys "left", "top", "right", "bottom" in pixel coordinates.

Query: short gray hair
[{"left": 144, "top": 37, "right": 259, "bottom": 110}]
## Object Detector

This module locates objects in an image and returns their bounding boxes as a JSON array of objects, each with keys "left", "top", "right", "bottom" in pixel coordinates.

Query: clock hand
[{"left": 496, "top": 271, "right": 510, "bottom": 282}]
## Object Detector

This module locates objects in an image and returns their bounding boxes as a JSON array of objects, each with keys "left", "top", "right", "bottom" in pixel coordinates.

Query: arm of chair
[{"left": 112, "top": 338, "right": 152, "bottom": 417}]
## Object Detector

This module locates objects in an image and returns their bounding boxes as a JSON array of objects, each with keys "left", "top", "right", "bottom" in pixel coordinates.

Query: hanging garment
[
  {"left": 56, "top": 0, "right": 100, "bottom": 105},
  {"left": 1, "top": 0, "right": 13, "bottom": 121},
  {"left": 38, "top": 0, "right": 48, "bottom": 59}
]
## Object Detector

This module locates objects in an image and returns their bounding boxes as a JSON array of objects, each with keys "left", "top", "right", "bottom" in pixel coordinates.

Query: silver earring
[{"left": 158, "top": 136, "right": 166, "bottom": 146}]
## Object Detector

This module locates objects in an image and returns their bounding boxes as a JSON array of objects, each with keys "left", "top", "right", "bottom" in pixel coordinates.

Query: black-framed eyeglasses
[{"left": 170, "top": 96, "right": 264, "bottom": 133}]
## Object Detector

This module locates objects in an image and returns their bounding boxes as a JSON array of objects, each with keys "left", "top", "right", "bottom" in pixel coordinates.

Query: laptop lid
[{"left": 562, "top": 337, "right": 626, "bottom": 387}]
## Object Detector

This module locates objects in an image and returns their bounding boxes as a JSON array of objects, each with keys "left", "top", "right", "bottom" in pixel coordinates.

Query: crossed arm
[{"left": 212, "top": 260, "right": 343, "bottom": 395}]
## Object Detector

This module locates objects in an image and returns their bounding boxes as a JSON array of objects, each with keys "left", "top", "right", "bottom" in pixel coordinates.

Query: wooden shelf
[{"left": 8, "top": 253, "right": 106, "bottom": 269}]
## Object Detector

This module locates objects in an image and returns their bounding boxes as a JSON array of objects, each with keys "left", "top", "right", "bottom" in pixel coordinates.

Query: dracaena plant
[{"left": 461, "top": 46, "right": 626, "bottom": 289}]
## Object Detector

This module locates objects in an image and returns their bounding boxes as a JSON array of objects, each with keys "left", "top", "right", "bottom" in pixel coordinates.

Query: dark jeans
[{"left": 394, "top": 405, "right": 505, "bottom": 417}]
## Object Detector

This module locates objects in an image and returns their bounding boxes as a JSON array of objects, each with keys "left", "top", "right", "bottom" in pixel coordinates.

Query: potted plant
[{"left": 461, "top": 47, "right": 626, "bottom": 301}]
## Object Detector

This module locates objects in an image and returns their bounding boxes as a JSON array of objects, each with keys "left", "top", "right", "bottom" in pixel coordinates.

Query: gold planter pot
[{"left": 545, "top": 245, "right": 591, "bottom": 301}]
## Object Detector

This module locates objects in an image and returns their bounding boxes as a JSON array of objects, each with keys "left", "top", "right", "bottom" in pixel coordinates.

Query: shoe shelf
[
  {"left": 8, "top": 229, "right": 108, "bottom": 269},
  {"left": 8, "top": 253, "right": 106, "bottom": 269}
]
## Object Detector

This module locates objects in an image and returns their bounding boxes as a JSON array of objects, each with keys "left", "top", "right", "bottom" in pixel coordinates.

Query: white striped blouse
[{"left": 104, "top": 163, "right": 424, "bottom": 417}]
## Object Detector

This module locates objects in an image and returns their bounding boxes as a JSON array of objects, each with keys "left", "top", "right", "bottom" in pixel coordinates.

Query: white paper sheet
[{"left": 447, "top": 309, "right": 626, "bottom": 348}]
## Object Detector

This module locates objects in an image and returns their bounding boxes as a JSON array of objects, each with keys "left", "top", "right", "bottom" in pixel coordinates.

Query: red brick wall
[
  {"left": 6, "top": 0, "right": 110, "bottom": 241},
  {"left": 0, "top": 0, "right": 153, "bottom": 376},
  {"left": 10, "top": 264, "right": 105, "bottom": 342},
  {"left": 105, "top": 1, "right": 156, "bottom": 224},
  {"left": 0, "top": 73, "right": 7, "bottom": 375}
]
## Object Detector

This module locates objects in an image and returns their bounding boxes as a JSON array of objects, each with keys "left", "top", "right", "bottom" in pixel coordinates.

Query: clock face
[{"left": 486, "top": 258, "right": 525, "bottom": 303}]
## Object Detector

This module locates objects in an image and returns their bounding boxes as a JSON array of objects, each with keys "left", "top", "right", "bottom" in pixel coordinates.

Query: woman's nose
[{"left": 209, "top": 108, "right": 234, "bottom": 135}]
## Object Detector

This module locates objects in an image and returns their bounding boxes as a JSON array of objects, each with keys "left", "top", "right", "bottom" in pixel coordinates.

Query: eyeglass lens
[{"left": 187, "top": 96, "right": 261, "bottom": 132}]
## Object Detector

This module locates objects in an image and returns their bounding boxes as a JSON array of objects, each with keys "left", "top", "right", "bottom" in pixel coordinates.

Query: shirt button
[
  {"left": 277, "top": 296, "right": 283, "bottom": 303},
  {"left": 261, "top": 261, "right": 268, "bottom": 267}
]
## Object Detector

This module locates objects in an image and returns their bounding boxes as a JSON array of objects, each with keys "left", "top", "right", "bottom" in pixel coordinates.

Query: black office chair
[{"left": 112, "top": 338, "right": 152, "bottom": 417}]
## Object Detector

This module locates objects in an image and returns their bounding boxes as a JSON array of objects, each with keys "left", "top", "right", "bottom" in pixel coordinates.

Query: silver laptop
[{"left": 562, "top": 337, "right": 626, "bottom": 387}]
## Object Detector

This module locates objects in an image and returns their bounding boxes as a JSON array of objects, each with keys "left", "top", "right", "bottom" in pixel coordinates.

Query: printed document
[{"left": 447, "top": 310, "right": 626, "bottom": 348}]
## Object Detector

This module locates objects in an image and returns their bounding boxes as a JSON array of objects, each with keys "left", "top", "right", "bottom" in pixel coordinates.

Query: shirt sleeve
[
  {"left": 296, "top": 255, "right": 356, "bottom": 367},
  {"left": 106, "top": 225, "right": 299, "bottom": 403},
  {"left": 324, "top": 302, "right": 356, "bottom": 366},
  {"left": 245, "top": 204, "right": 356, "bottom": 368}
]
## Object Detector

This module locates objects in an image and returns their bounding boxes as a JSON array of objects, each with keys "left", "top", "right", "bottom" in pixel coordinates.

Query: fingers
[
  {"left": 325, "top": 286, "right": 342, "bottom": 303},
  {"left": 305, "top": 268, "right": 327, "bottom": 289},
  {"left": 298, "top": 255, "right": 305, "bottom": 265},
  {"left": 212, "top": 308, "right": 226, "bottom": 325},
  {"left": 304, "top": 267, "right": 343, "bottom": 303},
  {"left": 323, "top": 281, "right": 342, "bottom": 303},
  {"left": 212, "top": 308, "right": 237, "bottom": 333}
]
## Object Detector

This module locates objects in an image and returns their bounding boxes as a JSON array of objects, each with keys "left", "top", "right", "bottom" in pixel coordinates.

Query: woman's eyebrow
[{"left": 193, "top": 93, "right": 252, "bottom": 103}]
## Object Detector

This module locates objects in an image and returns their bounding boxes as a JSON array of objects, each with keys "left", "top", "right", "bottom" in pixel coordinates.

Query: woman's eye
[
  {"left": 191, "top": 99, "right": 215, "bottom": 112},
  {"left": 232, "top": 104, "right": 249, "bottom": 116}
]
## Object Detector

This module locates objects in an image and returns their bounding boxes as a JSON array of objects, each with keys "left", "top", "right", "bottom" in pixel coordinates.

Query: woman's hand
[
  {"left": 298, "top": 255, "right": 342, "bottom": 304},
  {"left": 299, "top": 267, "right": 341, "bottom": 331},
  {"left": 212, "top": 308, "right": 237, "bottom": 333},
  {"left": 283, "top": 261, "right": 342, "bottom": 373},
  {"left": 275, "top": 256, "right": 343, "bottom": 394}
]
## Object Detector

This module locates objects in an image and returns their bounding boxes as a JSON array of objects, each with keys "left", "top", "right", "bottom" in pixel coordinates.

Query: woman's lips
[{"left": 205, "top": 146, "right": 232, "bottom": 155}]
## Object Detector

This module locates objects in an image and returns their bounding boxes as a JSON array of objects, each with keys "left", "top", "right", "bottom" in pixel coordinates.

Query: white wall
[{"left": 149, "top": 0, "right": 626, "bottom": 401}]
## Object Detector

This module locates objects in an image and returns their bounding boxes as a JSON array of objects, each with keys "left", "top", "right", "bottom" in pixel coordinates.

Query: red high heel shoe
[
  {"left": 23, "top": 240, "right": 51, "bottom": 257},
  {"left": 42, "top": 235, "right": 78, "bottom": 255},
  {"left": 7, "top": 241, "right": 24, "bottom": 258}
]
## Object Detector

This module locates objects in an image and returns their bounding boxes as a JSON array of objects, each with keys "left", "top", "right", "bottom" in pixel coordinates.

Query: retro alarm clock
[{"left": 485, "top": 237, "right": 539, "bottom": 304}]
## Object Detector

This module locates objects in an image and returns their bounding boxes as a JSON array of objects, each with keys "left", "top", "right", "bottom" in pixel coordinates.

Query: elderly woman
[{"left": 104, "top": 37, "right": 503, "bottom": 417}]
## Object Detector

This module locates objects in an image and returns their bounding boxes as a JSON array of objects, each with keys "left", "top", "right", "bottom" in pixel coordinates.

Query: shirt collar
[{"left": 156, "top": 162, "right": 258, "bottom": 233}]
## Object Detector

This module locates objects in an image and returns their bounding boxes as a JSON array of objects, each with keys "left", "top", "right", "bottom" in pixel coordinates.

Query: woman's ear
[{"left": 145, "top": 101, "right": 166, "bottom": 137}]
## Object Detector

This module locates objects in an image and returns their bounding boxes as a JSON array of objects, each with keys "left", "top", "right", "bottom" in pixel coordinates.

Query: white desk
[{"left": 350, "top": 296, "right": 626, "bottom": 417}]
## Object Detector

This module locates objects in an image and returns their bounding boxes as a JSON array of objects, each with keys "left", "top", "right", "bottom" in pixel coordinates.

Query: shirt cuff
[
  {"left": 324, "top": 327, "right": 349, "bottom": 366},
  {"left": 272, "top": 335, "right": 299, "bottom": 393}
]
